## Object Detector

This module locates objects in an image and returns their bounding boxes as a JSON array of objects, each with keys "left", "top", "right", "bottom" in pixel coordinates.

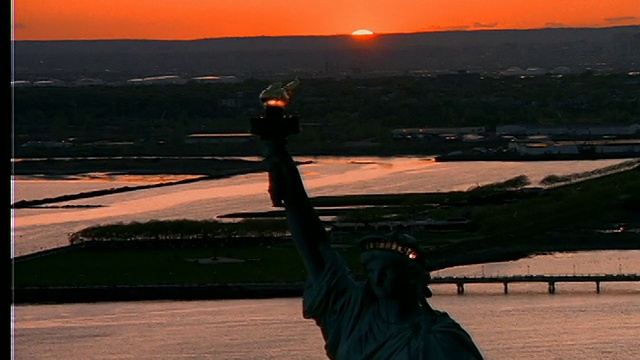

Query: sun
[{"left": 351, "top": 29, "right": 375, "bottom": 37}]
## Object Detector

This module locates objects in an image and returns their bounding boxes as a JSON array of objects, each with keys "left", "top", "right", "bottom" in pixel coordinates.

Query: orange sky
[{"left": 12, "top": 0, "right": 640, "bottom": 40}]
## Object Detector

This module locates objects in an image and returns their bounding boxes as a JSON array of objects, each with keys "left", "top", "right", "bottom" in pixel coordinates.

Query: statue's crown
[{"left": 359, "top": 233, "right": 427, "bottom": 266}]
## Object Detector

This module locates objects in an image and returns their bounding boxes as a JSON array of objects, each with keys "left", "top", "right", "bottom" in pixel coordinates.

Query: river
[
  {"left": 11, "top": 157, "right": 640, "bottom": 359},
  {"left": 10, "top": 157, "right": 636, "bottom": 257}
]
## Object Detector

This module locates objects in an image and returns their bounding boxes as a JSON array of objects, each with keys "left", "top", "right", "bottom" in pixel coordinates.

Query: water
[
  {"left": 12, "top": 276, "right": 640, "bottom": 359},
  {"left": 13, "top": 250, "right": 640, "bottom": 359},
  {"left": 11, "top": 157, "right": 632, "bottom": 257},
  {"left": 11, "top": 157, "right": 640, "bottom": 359}
]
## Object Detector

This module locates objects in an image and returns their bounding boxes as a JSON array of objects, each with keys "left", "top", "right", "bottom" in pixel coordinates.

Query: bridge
[{"left": 430, "top": 274, "right": 640, "bottom": 294}]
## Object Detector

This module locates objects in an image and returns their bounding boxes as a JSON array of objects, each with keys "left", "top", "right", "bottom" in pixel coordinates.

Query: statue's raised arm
[
  {"left": 252, "top": 78, "right": 331, "bottom": 282},
  {"left": 261, "top": 138, "right": 331, "bottom": 282}
]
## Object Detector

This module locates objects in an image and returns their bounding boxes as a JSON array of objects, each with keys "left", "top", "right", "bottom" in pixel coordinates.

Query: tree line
[{"left": 13, "top": 73, "right": 639, "bottom": 157}]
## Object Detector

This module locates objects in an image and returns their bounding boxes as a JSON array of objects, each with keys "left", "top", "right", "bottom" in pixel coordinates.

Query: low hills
[{"left": 13, "top": 26, "right": 640, "bottom": 82}]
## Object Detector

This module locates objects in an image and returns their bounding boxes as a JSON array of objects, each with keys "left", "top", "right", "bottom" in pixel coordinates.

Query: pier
[{"left": 430, "top": 274, "right": 640, "bottom": 294}]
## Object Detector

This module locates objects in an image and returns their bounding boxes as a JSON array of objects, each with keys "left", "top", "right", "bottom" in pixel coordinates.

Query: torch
[
  {"left": 250, "top": 78, "right": 301, "bottom": 207},
  {"left": 249, "top": 77, "right": 300, "bottom": 140}
]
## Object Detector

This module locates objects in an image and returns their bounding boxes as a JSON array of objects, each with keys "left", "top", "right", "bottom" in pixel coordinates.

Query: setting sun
[{"left": 351, "top": 29, "right": 375, "bottom": 36}]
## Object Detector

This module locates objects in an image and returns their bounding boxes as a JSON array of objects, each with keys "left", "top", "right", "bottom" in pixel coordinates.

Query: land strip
[{"left": 12, "top": 164, "right": 640, "bottom": 304}]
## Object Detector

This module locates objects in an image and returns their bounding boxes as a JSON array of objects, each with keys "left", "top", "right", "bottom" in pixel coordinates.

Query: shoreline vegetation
[{"left": 12, "top": 159, "right": 640, "bottom": 304}]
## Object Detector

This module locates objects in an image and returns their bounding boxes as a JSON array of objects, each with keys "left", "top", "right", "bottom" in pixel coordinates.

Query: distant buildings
[
  {"left": 507, "top": 139, "right": 640, "bottom": 155},
  {"left": 11, "top": 75, "right": 240, "bottom": 87},
  {"left": 499, "top": 67, "right": 548, "bottom": 76},
  {"left": 126, "top": 75, "right": 187, "bottom": 85},
  {"left": 496, "top": 124, "right": 640, "bottom": 137},
  {"left": 32, "top": 79, "right": 66, "bottom": 87},
  {"left": 72, "top": 78, "right": 105, "bottom": 86},
  {"left": 184, "top": 133, "right": 254, "bottom": 145},
  {"left": 392, "top": 127, "right": 487, "bottom": 141},
  {"left": 394, "top": 123, "right": 640, "bottom": 157},
  {"left": 191, "top": 76, "right": 239, "bottom": 83},
  {"left": 498, "top": 124, "right": 640, "bottom": 156}
]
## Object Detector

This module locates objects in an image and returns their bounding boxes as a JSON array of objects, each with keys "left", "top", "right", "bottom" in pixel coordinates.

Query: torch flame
[
  {"left": 264, "top": 99, "right": 288, "bottom": 108},
  {"left": 259, "top": 77, "right": 300, "bottom": 108}
]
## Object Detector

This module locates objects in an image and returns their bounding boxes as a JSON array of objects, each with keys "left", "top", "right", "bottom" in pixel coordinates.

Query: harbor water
[{"left": 11, "top": 157, "right": 640, "bottom": 359}]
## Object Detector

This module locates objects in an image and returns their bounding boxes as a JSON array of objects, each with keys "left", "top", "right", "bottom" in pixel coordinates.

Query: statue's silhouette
[{"left": 255, "top": 80, "right": 483, "bottom": 360}]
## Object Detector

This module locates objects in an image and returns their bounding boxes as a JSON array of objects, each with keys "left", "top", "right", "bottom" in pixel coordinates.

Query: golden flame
[
  {"left": 259, "top": 78, "right": 299, "bottom": 108},
  {"left": 264, "top": 99, "right": 288, "bottom": 108}
]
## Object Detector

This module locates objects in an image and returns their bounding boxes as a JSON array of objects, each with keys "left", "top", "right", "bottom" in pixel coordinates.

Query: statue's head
[{"left": 359, "top": 233, "right": 432, "bottom": 301}]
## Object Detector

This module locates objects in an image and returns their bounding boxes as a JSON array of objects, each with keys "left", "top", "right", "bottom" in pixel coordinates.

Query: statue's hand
[{"left": 262, "top": 139, "right": 290, "bottom": 207}]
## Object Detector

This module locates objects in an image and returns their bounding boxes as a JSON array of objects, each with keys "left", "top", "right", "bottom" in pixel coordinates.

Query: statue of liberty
[{"left": 255, "top": 79, "right": 484, "bottom": 359}]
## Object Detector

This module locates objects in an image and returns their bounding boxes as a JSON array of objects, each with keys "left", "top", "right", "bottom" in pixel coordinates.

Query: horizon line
[{"left": 12, "top": 24, "right": 639, "bottom": 42}]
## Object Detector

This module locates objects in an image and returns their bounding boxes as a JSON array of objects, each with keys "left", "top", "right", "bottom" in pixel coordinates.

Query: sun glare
[{"left": 351, "top": 29, "right": 374, "bottom": 36}]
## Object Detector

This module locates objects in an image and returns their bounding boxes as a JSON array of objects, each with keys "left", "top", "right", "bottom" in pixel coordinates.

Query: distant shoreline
[
  {"left": 434, "top": 152, "right": 640, "bottom": 162},
  {"left": 13, "top": 228, "right": 640, "bottom": 305}
]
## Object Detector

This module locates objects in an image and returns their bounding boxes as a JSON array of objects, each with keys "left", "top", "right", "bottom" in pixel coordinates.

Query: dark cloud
[
  {"left": 474, "top": 22, "right": 498, "bottom": 29},
  {"left": 545, "top": 22, "right": 568, "bottom": 28},
  {"left": 442, "top": 25, "right": 472, "bottom": 31},
  {"left": 419, "top": 25, "right": 471, "bottom": 32},
  {"left": 604, "top": 16, "right": 639, "bottom": 24}
]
